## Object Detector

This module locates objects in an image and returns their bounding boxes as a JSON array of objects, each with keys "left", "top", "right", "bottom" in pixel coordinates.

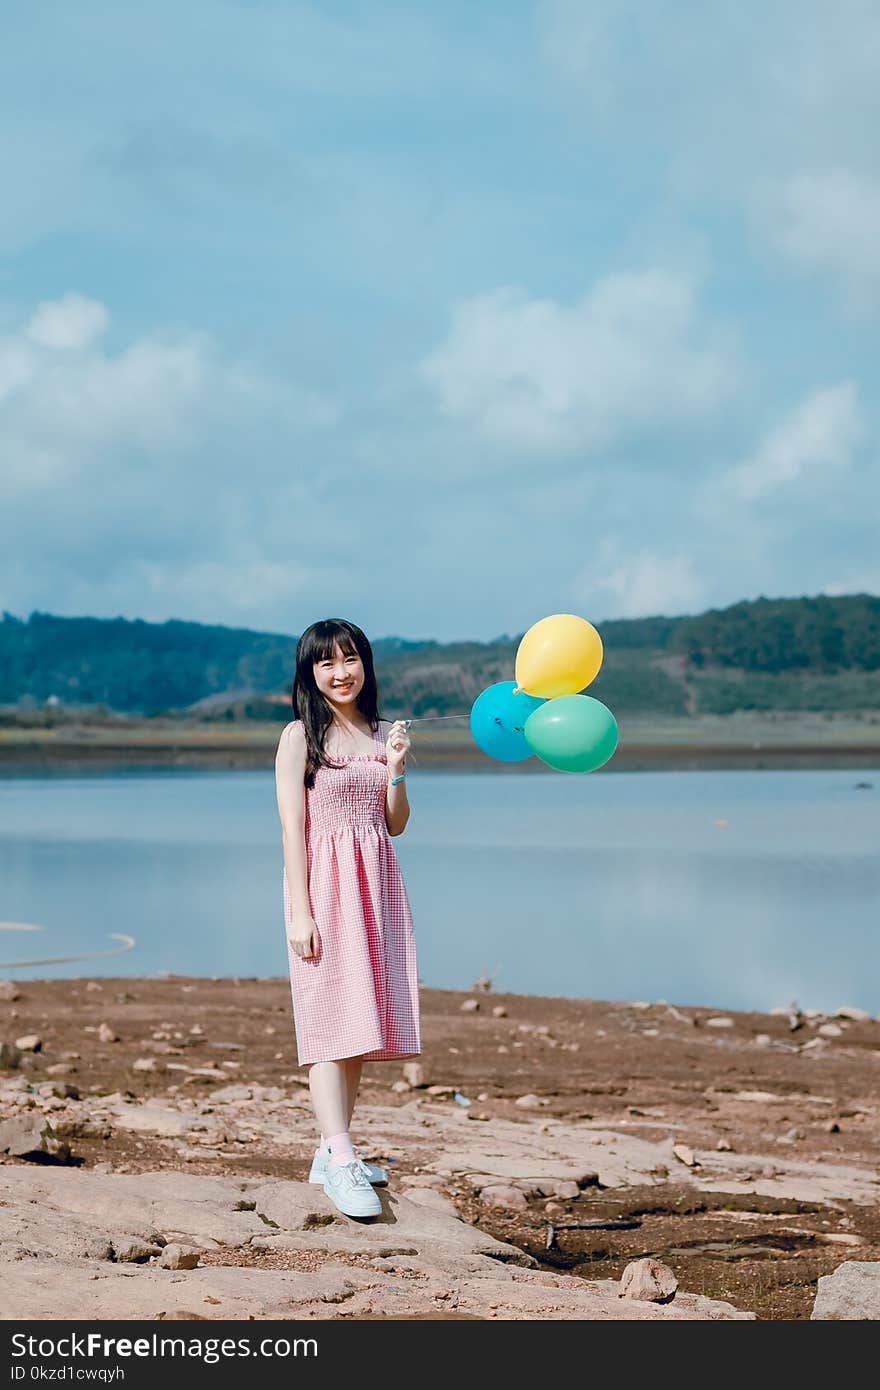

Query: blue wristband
[{"left": 389, "top": 772, "right": 406, "bottom": 786}]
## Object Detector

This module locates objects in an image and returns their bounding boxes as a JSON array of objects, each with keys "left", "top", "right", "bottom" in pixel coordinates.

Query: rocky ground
[{"left": 2, "top": 976, "right": 879, "bottom": 1321}]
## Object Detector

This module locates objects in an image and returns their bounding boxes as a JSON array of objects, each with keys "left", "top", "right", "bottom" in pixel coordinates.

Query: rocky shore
[{"left": 2, "top": 977, "right": 879, "bottom": 1320}]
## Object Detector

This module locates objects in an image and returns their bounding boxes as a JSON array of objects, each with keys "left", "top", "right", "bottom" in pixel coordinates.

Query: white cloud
[
  {"left": 420, "top": 271, "right": 736, "bottom": 454},
  {"left": 574, "top": 539, "right": 705, "bottom": 620},
  {"left": 722, "top": 383, "right": 864, "bottom": 502},
  {"left": 540, "top": 2, "right": 880, "bottom": 304},
  {"left": 26, "top": 291, "right": 109, "bottom": 350},
  {"left": 0, "top": 292, "right": 338, "bottom": 496},
  {"left": 752, "top": 169, "right": 880, "bottom": 308}
]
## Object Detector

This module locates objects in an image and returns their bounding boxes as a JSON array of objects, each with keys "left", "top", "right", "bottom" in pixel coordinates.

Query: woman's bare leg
[
  {"left": 307, "top": 1060, "right": 349, "bottom": 1141},
  {"left": 342, "top": 1056, "right": 364, "bottom": 1130}
]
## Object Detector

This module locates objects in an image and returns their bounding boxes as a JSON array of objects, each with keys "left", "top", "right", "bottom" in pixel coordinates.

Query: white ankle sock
[{"left": 326, "top": 1130, "right": 356, "bottom": 1168}]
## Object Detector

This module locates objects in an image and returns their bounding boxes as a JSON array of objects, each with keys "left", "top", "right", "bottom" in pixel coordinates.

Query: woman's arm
[
  {"left": 275, "top": 722, "right": 311, "bottom": 917},
  {"left": 382, "top": 719, "right": 411, "bottom": 837}
]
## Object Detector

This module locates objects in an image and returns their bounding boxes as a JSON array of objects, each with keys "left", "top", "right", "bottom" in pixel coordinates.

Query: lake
[{"left": 0, "top": 767, "right": 877, "bottom": 1015}]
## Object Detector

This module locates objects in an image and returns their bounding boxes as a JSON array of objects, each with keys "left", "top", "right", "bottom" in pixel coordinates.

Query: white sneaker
[
  {"left": 323, "top": 1158, "right": 382, "bottom": 1218},
  {"left": 309, "top": 1146, "right": 388, "bottom": 1186}
]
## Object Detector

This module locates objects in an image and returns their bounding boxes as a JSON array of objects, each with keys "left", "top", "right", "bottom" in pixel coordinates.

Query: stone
[
  {"left": 15, "top": 1034, "right": 42, "bottom": 1052},
  {"left": 818, "top": 1023, "right": 843, "bottom": 1039},
  {"left": 620, "top": 1258, "right": 677, "bottom": 1304},
  {"left": 753, "top": 1034, "right": 771, "bottom": 1047},
  {"left": 460, "top": 999, "right": 479, "bottom": 1013},
  {"left": 0, "top": 1115, "right": 70, "bottom": 1161},
  {"left": 514, "top": 1094, "right": 546, "bottom": 1109},
  {"left": 478, "top": 1184, "right": 528, "bottom": 1212},
  {"left": 0, "top": 981, "right": 21, "bottom": 1001},
  {"left": 672, "top": 1143, "right": 697, "bottom": 1167},
  {"left": 97, "top": 1023, "right": 119, "bottom": 1043},
  {"left": 402, "top": 1062, "right": 426, "bottom": 1088},
  {"left": 133, "top": 1058, "right": 158, "bottom": 1071},
  {"left": 835, "top": 1006, "right": 871, "bottom": 1023},
  {"left": 85, "top": 981, "right": 103, "bottom": 992},
  {"left": 716, "top": 1139, "right": 732, "bottom": 1152},
  {"left": 492, "top": 1006, "right": 507, "bottom": 1017},
  {"left": 399, "top": 1188, "right": 459, "bottom": 1218},
  {"left": 157, "top": 1244, "right": 201, "bottom": 1270},
  {"left": 812, "top": 1262, "right": 880, "bottom": 1320},
  {"left": 704, "top": 1017, "right": 734, "bottom": 1029},
  {"left": 551, "top": 1181, "right": 580, "bottom": 1200},
  {"left": 391, "top": 1080, "right": 410, "bottom": 1093},
  {"left": 0, "top": 1041, "right": 22, "bottom": 1070},
  {"left": 112, "top": 1237, "right": 163, "bottom": 1263}
]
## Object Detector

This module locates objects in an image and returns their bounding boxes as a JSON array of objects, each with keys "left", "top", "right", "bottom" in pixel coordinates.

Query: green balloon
[{"left": 523, "top": 694, "right": 618, "bottom": 772}]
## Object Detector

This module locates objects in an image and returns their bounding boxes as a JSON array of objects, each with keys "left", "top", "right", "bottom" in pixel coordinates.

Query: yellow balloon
[{"left": 512, "top": 613, "right": 603, "bottom": 698}]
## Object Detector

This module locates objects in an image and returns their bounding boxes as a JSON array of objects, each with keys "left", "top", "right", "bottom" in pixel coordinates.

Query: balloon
[
  {"left": 523, "top": 694, "right": 618, "bottom": 772},
  {"left": 512, "top": 613, "right": 603, "bottom": 698},
  {"left": 469, "top": 681, "right": 546, "bottom": 762}
]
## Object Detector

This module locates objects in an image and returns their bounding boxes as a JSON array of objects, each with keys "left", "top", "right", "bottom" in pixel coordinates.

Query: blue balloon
[{"left": 469, "top": 681, "right": 546, "bottom": 762}]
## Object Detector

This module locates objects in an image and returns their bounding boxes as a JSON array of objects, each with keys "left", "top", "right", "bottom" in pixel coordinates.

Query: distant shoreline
[{"left": 2, "top": 717, "right": 880, "bottom": 772}]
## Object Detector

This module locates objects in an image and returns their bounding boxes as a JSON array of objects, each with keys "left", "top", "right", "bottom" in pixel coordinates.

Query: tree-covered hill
[{"left": 1, "top": 593, "right": 879, "bottom": 720}]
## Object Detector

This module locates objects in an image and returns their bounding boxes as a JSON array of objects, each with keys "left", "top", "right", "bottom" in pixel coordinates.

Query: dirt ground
[{"left": 2, "top": 976, "right": 879, "bottom": 1319}]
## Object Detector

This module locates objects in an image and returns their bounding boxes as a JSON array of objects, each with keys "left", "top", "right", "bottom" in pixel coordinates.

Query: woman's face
[{"left": 313, "top": 641, "right": 365, "bottom": 715}]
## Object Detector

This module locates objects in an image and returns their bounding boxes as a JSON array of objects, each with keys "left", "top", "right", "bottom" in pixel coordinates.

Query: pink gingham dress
[{"left": 282, "top": 719, "right": 421, "bottom": 1066}]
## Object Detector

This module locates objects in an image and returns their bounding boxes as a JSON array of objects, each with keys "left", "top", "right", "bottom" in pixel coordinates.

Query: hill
[{"left": 1, "top": 594, "right": 879, "bottom": 722}]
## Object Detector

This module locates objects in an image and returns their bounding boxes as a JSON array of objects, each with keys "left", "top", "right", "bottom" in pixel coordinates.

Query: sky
[{"left": 1, "top": 0, "right": 878, "bottom": 644}]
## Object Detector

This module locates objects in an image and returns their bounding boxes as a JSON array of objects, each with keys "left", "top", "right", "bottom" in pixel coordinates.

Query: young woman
[{"left": 274, "top": 618, "right": 420, "bottom": 1218}]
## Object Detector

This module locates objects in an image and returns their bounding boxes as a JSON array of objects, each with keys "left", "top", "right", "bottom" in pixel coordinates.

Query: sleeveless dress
[{"left": 282, "top": 719, "right": 421, "bottom": 1066}]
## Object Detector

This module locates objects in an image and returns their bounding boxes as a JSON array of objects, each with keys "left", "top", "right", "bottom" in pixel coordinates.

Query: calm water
[{"left": 0, "top": 768, "right": 877, "bottom": 1014}]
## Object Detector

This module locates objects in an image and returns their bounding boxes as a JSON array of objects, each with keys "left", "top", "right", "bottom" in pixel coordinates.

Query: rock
[
  {"left": 0, "top": 981, "right": 21, "bottom": 1001},
  {"left": 514, "top": 1094, "right": 546, "bottom": 1109},
  {"left": 97, "top": 1023, "right": 119, "bottom": 1043},
  {"left": 753, "top": 1034, "right": 771, "bottom": 1047},
  {"left": 716, "top": 1139, "right": 732, "bottom": 1152},
  {"left": 672, "top": 1143, "right": 697, "bottom": 1168},
  {"left": 133, "top": 1058, "right": 158, "bottom": 1072},
  {"left": 620, "top": 1258, "right": 677, "bottom": 1304},
  {"left": 825, "top": 1120, "right": 841, "bottom": 1134},
  {"left": 460, "top": 1000, "right": 479, "bottom": 1013},
  {"left": 157, "top": 1244, "right": 201, "bottom": 1270},
  {"left": 15, "top": 1034, "right": 42, "bottom": 1052},
  {"left": 112, "top": 1237, "right": 163, "bottom": 1263},
  {"left": 391, "top": 1079, "right": 410, "bottom": 1093},
  {"left": 0, "top": 1042, "right": 22, "bottom": 1070},
  {"left": 0, "top": 1115, "right": 70, "bottom": 1161},
  {"left": 704, "top": 1017, "right": 734, "bottom": 1029},
  {"left": 552, "top": 1181, "right": 580, "bottom": 1200},
  {"left": 812, "top": 1262, "right": 880, "bottom": 1319},
  {"left": 85, "top": 981, "right": 103, "bottom": 992},
  {"left": 479, "top": 1184, "right": 528, "bottom": 1212},
  {"left": 399, "top": 1188, "right": 459, "bottom": 1218},
  {"left": 402, "top": 1062, "right": 426, "bottom": 1088},
  {"left": 835, "top": 1006, "right": 871, "bottom": 1023},
  {"left": 46, "top": 1063, "right": 75, "bottom": 1077},
  {"left": 818, "top": 1023, "right": 843, "bottom": 1038},
  {"left": 544, "top": 1200, "right": 566, "bottom": 1217},
  {"left": 492, "top": 1006, "right": 507, "bottom": 1017},
  {"left": 39, "top": 1080, "right": 80, "bottom": 1100}
]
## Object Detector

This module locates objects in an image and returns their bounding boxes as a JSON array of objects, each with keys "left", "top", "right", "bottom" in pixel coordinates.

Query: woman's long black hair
[{"left": 291, "top": 618, "right": 385, "bottom": 788}]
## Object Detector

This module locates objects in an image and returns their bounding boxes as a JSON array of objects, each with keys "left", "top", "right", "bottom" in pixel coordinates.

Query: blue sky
[{"left": 2, "top": 1, "right": 878, "bottom": 643}]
